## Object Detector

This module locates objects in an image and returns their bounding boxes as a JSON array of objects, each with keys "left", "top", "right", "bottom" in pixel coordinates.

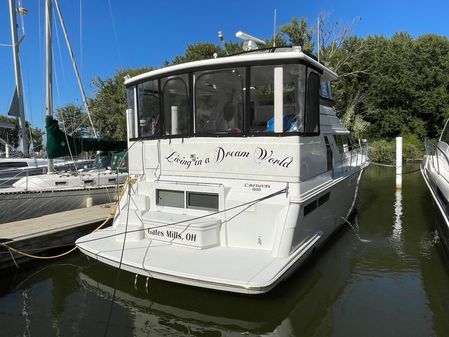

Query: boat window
[
  {"left": 157, "top": 189, "right": 185, "bottom": 208},
  {"left": 126, "top": 86, "right": 136, "bottom": 138},
  {"left": 138, "top": 79, "right": 161, "bottom": 138},
  {"left": 187, "top": 192, "right": 218, "bottom": 211},
  {"left": 320, "top": 81, "right": 332, "bottom": 100},
  {"left": 249, "top": 64, "right": 305, "bottom": 133},
  {"left": 162, "top": 75, "right": 189, "bottom": 136},
  {"left": 195, "top": 68, "right": 245, "bottom": 134},
  {"left": 304, "top": 71, "right": 320, "bottom": 135},
  {"left": 335, "top": 135, "right": 349, "bottom": 152}
]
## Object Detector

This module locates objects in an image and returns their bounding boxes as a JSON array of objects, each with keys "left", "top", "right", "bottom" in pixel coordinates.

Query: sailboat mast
[
  {"left": 45, "top": 0, "right": 54, "bottom": 172},
  {"left": 8, "top": 0, "right": 29, "bottom": 156}
]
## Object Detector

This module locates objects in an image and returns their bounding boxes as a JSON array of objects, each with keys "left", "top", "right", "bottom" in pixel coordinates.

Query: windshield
[
  {"left": 195, "top": 68, "right": 245, "bottom": 134},
  {"left": 129, "top": 62, "right": 319, "bottom": 138}
]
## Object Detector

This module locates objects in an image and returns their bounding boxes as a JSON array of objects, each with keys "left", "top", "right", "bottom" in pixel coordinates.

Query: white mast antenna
[
  {"left": 45, "top": 0, "right": 54, "bottom": 172},
  {"left": 273, "top": 9, "right": 277, "bottom": 47},
  {"left": 8, "top": 0, "right": 29, "bottom": 156},
  {"left": 317, "top": 16, "right": 320, "bottom": 63},
  {"left": 218, "top": 31, "right": 227, "bottom": 55}
]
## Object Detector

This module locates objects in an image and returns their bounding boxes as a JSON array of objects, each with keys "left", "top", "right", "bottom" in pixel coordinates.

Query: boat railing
[
  {"left": 424, "top": 138, "right": 449, "bottom": 179},
  {"left": 331, "top": 140, "right": 369, "bottom": 178}
]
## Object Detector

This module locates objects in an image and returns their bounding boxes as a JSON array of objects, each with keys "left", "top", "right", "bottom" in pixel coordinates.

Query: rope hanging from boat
[{"left": 0, "top": 178, "right": 136, "bottom": 261}]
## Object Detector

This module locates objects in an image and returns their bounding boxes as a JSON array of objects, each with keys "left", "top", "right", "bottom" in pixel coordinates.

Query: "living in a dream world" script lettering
[{"left": 165, "top": 146, "right": 293, "bottom": 169}]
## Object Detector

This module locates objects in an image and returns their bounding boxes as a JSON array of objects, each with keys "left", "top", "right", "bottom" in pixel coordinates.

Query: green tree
[
  {"left": 280, "top": 17, "right": 314, "bottom": 52},
  {"left": 171, "top": 42, "right": 222, "bottom": 65},
  {"left": 55, "top": 103, "right": 88, "bottom": 137},
  {"left": 0, "top": 115, "right": 20, "bottom": 151},
  {"left": 0, "top": 116, "right": 42, "bottom": 155},
  {"left": 264, "top": 33, "right": 287, "bottom": 47},
  {"left": 90, "top": 67, "right": 152, "bottom": 140},
  {"left": 30, "top": 127, "right": 43, "bottom": 153},
  {"left": 333, "top": 32, "right": 449, "bottom": 140}
]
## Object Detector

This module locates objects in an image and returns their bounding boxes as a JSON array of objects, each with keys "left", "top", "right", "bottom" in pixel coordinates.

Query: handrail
[
  {"left": 424, "top": 138, "right": 449, "bottom": 185},
  {"left": 326, "top": 140, "right": 368, "bottom": 178},
  {"left": 424, "top": 138, "right": 449, "bottom": 164}
]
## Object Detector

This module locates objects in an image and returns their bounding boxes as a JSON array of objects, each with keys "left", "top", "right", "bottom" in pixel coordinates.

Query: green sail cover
[{"left": 45, "top": 115, "right": 127, "bottom": 159}]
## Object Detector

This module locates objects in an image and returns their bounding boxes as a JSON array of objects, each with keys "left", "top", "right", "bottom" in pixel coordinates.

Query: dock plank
[
  {"left": 0, "top": 203, "right": 116, "bottom": 271},
  {"left": 0, "top": 203, "right": 115, "bottom": 240}
]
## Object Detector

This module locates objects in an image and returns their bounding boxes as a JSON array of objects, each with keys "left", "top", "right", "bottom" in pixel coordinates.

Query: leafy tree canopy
[
  {"left": 55, "top": 103, "right": 88, "bottom": 137},
  {"left": 89, "top": 67, "right": 152, "bottom": 140}
]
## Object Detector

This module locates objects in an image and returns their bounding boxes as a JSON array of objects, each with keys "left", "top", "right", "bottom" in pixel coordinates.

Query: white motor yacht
[
  {"left": 77, "top": 43, "right": 369, "bottom": 294},
  {"left": 421, "top": 124, "right": 449, "bottom": 254}
]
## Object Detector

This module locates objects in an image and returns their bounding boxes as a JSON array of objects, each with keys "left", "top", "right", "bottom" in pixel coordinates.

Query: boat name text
[{"left": 165, "top": 147, "right": 293, "bottom": 169}]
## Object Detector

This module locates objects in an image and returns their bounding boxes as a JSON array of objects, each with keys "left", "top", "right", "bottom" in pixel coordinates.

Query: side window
[
  {"left": 249, "top": 65, "right": 275, "bottom": 132},
  {"left": 138, "top": 80, "right": 160, "bottom": 138},
  {"left": 320, "top": 81, "right": 332, "bottom": 100},
  {"left": 284, "top": 64, "right": 306, "bottom": 133},
  {"left": 195, "top": 68, "right": 245, "bottom": 134},
  {"left": 304, "top": 71, "right": 320, "bottom": 135},
  {"left": 162, "top": 75, "right": 189, "bottom": 136},
  {"left": 335, "top": 135, "right": 349, "bottom": 152}
]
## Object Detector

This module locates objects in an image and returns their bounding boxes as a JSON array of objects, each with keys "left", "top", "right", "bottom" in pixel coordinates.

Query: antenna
[
  {"left": 218, "top": 30, "right": 228, "bottom": 55},
  {"left": 317, "top": 16, "right": 320, "bottom": 63},
  {"left": 273, "top": 9, "right": 277, "bottom": 47},
  {"left": 236, "top": 31, "right": 266, "bottom": 51}
]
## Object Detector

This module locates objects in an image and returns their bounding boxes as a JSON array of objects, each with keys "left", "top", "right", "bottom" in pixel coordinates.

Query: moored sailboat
[{"left": 0, "top": 0, "right": 128, "bottom": 224}]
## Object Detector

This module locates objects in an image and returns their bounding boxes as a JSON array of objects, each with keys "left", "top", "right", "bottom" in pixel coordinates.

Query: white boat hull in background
[
  {"left": 0, "top": 185, "right": 119, "bottom": 224},
  {"left": 421, "top": 148, "right": 449, "bottom": 255}
]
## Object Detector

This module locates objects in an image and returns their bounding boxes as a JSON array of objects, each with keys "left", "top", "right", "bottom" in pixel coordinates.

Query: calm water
[{"left": 1, "top": 165, "right": 449, "bottom": 337}]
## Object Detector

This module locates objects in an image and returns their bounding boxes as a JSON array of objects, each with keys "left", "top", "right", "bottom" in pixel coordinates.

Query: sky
[{"left": 1, "top": 0, "right": 449, "bottom": 130}]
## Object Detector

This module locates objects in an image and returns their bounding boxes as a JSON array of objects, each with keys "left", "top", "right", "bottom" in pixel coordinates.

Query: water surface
[{"left": 1, "top": 165, "right": 449, "bottom": 337}]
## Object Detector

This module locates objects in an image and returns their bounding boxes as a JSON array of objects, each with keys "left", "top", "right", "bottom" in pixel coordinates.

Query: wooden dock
[{"left": 0, "top": 204, "right": 115, "bottom": 270}]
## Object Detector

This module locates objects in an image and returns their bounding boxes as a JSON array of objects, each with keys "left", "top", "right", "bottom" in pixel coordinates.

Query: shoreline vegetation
[
  {"left": 368, "top": 135, "right": 425, "bottom": 165},
  {"left": 2, "top": 16, "right": 447, "bottom": 165}
]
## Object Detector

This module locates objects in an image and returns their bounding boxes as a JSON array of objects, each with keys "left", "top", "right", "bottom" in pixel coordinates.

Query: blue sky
[{"left": 1, "top": 0, "right": 448, "bottom": 130}]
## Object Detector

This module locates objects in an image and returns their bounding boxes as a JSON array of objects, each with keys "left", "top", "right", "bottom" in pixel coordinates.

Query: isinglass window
[
  {"left": 249, "top": 64, "right": 306, "bottom": 133},
  {"left": 194, "top": 68, "right": 245, "bottom": 134}
]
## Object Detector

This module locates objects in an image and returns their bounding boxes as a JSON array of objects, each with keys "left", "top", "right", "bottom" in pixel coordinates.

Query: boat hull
[
  {"left": 77, "top": 168, "right": 364, "bottom": 294},
  {"left": 0, "top": 186, "right": 118, "bottom": 224},
  {"left": 421, "top": 161, "right": 449, "bottom": 255},
  {"left": 0, "top": 160, "right": 94, "bottom": 188}
]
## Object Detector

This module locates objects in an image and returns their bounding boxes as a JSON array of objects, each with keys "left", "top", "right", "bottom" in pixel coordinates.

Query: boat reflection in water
[{"left": 74, "top": 228, "right": 356, "bottom": 337}]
